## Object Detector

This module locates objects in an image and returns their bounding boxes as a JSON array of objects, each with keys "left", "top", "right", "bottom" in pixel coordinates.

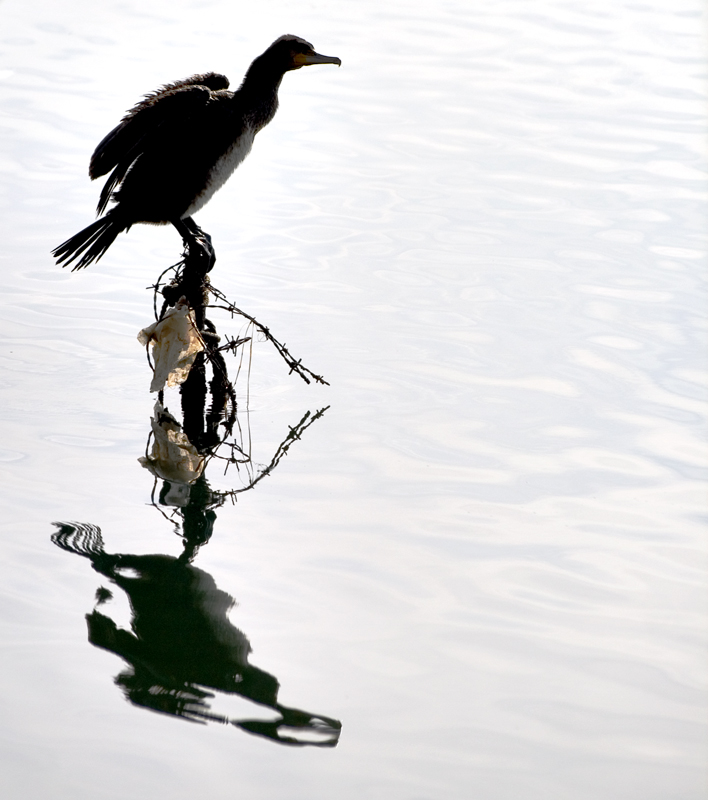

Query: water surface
[{"left": 0, "top": 0, "right": 706, "bottom": 798}]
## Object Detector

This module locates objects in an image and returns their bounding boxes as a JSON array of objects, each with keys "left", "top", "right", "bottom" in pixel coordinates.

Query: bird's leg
[{"left": 172, "top": 217, "right": 216, "bottom": 272}]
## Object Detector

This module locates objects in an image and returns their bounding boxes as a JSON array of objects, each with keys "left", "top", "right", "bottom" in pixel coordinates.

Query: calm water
[{"left": 1, "top": 0, "right": 706, "bottom": 798}]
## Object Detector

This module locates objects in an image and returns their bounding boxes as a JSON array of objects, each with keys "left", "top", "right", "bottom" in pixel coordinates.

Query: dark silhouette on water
[
  {"left": 53, "top": 35, "right": 340, "bottom": 270},
  {"left": 51, "top": 521, "right": 341, "bottom": 746}
]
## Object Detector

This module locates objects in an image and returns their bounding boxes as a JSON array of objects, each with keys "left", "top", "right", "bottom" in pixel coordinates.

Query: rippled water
[{"left": 1, "top": 0, "right": 706, "bottom": 798}]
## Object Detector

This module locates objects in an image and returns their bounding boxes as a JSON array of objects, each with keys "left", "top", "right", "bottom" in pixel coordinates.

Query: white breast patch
[{"left": 183, "top": 127, "right": 255, "bottom": 218}]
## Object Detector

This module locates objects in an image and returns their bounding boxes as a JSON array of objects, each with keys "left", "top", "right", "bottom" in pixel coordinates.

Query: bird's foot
[
  {"left": 173, "top": 217, "right": 217, "bottom": 273},
  {"left": 186, "top": 230, "right": 216, "bottom": 273}
]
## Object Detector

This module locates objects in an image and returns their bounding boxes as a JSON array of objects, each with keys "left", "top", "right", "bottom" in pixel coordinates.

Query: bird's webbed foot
[
  {"left": 174, "top": 217, "right": 216, "bottom": 273},
  {"left": 188, "top": 229, "right": 215, "bottom": 272}
]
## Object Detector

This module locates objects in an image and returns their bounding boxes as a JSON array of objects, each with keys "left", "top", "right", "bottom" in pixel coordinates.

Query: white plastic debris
[
  {"left": 138, "top": 402, "right": 205, "bottom": 485},
  {"left": 138, "top": 300, "right": 204, "bottom": 393}
]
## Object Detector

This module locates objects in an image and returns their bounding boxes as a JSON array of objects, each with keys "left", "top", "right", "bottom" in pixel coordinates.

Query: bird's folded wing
[
  {"left": 157, "top": 72, "right": 230, "bottom": 94},
  {"left": 89, "top": 72, "right": 229, "bottom": 180},
  {"left": 89, "top": 81, "right": 228, "bottom": 215}
]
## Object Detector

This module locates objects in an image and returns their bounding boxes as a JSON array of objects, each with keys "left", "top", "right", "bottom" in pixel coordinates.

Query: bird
[{"left": 52, "top": 35, "right": 340, "bottom": 271}]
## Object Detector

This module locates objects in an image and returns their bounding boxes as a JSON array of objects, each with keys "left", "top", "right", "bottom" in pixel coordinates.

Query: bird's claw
[{"left": 186, "top": 233, "right": 216, "bottom": 272}]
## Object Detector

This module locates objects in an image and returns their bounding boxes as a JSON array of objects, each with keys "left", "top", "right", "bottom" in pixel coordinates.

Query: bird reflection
[{"left": 51, "top": 519, "right": 341, "bottom": 747}]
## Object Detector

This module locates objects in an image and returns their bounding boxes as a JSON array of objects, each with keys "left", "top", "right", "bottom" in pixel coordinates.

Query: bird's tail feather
[{"left": 52, "top": 213, "right": 129, "bottom": 270}]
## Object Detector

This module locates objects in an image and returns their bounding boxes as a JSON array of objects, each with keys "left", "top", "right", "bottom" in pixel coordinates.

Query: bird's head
[{"left": 266, "top": 35, "right": 341, "bottom": 72}]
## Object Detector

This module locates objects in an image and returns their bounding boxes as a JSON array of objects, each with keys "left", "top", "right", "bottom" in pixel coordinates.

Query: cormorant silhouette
[{"left": 53, "top": 35, "right": 340, "bottom": 270}]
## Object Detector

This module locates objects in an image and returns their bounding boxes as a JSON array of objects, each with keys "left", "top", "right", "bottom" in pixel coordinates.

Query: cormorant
[{"left": 52, "top": 35, "right": 340, "bottom": 270}]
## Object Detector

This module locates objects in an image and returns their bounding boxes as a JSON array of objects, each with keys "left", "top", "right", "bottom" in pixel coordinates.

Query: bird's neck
[{"left": 238, "top": 57, "right": 287, "bottom": 129}]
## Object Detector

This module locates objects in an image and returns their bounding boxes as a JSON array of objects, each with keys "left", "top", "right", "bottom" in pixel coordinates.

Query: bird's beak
[{"left": 294, "top": 52, "right": 341, "bottom": 67}]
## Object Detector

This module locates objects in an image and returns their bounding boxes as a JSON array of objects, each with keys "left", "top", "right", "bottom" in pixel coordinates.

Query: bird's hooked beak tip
[{"left": 295, "top": 52, "right": 342, "bottom": 68}]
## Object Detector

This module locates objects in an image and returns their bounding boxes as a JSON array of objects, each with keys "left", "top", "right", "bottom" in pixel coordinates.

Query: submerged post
[{"left": 157, "top": 236, "right": 230, "bottom": 453}]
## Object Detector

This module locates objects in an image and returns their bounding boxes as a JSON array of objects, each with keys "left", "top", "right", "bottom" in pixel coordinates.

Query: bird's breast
[{"left": 183, "top": 127, "right": 255, "bottom": 218}]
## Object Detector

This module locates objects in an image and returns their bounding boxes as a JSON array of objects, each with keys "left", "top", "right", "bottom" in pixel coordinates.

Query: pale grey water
[{"left": 0, "top": 0, "right": 706, "bottom": 798}]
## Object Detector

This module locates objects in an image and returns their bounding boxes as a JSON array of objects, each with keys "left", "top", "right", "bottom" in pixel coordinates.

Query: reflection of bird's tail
[
  {"left": 51, "top": 522, "right": 105, "bottom": 558},
  {"left": 52, "top": 212, "right": 129, "bottom": 270}
]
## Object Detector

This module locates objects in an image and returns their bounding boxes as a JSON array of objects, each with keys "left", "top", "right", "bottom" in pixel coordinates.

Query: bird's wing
[
  {"left": 89, "top": 75, "right": 230, "bottom": 215},
  {"left": 157, "top": 72, "right": 230, "bottom": 93}
]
